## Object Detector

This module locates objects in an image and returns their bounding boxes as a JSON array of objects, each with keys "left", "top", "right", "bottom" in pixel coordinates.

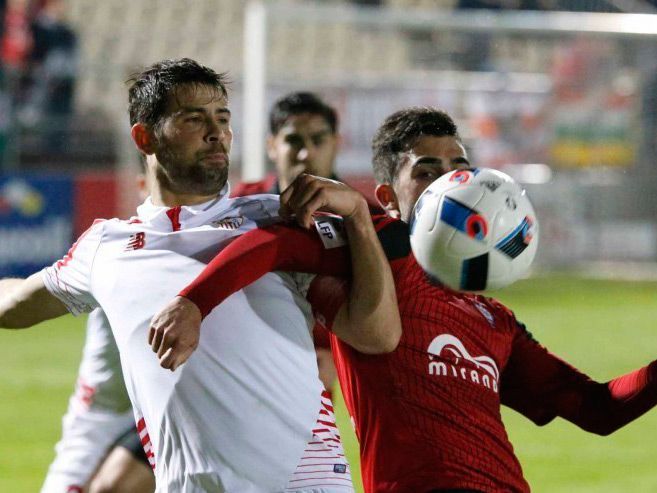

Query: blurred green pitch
[{"left": 1, "top": 276, "right": 656, "bottom": 492}]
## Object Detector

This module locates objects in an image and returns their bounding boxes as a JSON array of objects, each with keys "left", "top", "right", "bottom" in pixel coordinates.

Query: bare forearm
[
  {"left": 334, "top": 201, "right": 401, "bottom": 354},
  {"left": 0, "top": 278, "right": 25, "bottom": 295},
  {"left": 0, "top": 273, "right": 68, "bottom": 328}
]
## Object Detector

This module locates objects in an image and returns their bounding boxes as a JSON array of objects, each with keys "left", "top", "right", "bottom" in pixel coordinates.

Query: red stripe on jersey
[
  {"left": 136, "top": 418, "right": 156, "bottom": 470},
  {"left": 166, "top": 206, "right": 182, "bottom": 232},
  {"left": 284, "top": 393, "right": 353, "bottom": 492}
]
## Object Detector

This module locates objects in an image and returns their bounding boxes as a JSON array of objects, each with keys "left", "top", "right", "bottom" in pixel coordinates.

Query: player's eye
[{"left": 415, "top": 169, "right": 438, "bottom": 180}]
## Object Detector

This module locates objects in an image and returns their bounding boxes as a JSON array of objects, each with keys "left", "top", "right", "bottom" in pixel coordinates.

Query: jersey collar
[{"left": 137, "top": 183, "right": 232, "bottom": 229}]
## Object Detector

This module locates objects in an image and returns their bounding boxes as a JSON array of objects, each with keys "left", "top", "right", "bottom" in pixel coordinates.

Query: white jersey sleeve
[{"left": 41, "top": 220, "right": 105, "bottom": 316}]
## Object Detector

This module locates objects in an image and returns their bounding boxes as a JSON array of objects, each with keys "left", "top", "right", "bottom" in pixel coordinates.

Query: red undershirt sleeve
[
  {"left": 307, "top": 275, "right": 350, "bottom": 333},
  {"left": 178, "top": 224, "right": 351, "bottom": 318},
  {"left": 501, "top": 322, "right": 657, "bottom": 435}
]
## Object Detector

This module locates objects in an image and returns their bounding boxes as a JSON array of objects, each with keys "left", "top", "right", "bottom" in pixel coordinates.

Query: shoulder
[
  {"left": 372, "top": 215, "right": 410, "bottom": 261},
  {"left": 481, "top": 295, "right": 534, "bottom": 336}
]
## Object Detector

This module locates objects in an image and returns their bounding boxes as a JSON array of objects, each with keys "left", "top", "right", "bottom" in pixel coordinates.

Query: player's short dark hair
[
  {"left": 372, "top": 107, "right": 461, "bottom": 184},
  {"left": 269, "top": 91, "right": 338, "bottom": 135},
  {"left": 127, "top": 58, "right": 229, "bottom": 129}
]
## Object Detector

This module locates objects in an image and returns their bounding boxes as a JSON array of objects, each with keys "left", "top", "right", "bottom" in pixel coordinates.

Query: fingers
[
  {"left": 158, "top": 347, "right": 176, "bottom": 371},
  {"left": 149, "top": 324, "right": 164, "bottom": 353},
  {"left": 295, "top": 188, "right": 329, "bottom": 228},
  {"left": 280, "top": 174, "right": 342, "bottom": 228},
  {"left": 147, "top": 297, "right": 202, "bottom": 372}
]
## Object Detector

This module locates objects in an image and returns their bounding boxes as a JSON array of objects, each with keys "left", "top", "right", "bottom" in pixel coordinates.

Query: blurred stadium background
[{"left": 1, "top": 0, "right": 657, "bottom": 491}]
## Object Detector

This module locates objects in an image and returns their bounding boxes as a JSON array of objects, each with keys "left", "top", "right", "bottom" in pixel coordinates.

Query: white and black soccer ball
[{"left": 409, "top": 168, "right": 539, "bottom": 291}]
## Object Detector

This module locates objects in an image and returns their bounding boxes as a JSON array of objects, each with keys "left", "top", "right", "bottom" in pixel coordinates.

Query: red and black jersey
[
  {"left": 180, "top": 214, "right": 657, "bottom": 493},
  {"left": 310, "top": 217, "right": 528, "bottom": 492}
]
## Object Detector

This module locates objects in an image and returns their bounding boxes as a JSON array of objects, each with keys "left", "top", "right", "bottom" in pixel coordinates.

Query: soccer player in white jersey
[{"left": 0, "top": 58, "right": 400, "bottom": 492}]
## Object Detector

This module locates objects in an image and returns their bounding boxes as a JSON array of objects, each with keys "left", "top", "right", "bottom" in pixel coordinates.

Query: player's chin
[
  {"left": 187, "top": 166, "right": 228, "bottom": 195},
  {"left": 200, "top": 156, "right": 230, "bottom": 170}
]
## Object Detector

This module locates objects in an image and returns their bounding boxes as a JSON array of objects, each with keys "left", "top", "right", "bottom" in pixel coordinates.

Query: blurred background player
[
  {"left": 158, "top": 106, "right": 657, "bottom": 493},
  {"left": 233, "top": 91, "right": 341, "bottom": 195}
]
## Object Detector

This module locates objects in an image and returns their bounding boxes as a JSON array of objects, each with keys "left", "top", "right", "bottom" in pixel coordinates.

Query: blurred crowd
[{"left": 0, "top": 0, "right": 77, "bottom": 168}]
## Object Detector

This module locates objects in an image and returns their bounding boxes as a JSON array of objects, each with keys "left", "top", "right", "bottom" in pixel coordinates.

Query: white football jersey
[{"left": 42, "top": 189, "right": 325, "bottom": 492}]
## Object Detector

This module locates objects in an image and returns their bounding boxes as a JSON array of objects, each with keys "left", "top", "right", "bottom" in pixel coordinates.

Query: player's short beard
[{"left": 156, "top": 147, "right": 229, "bottom": 197}]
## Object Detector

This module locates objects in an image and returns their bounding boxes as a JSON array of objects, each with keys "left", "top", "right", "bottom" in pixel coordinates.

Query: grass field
[{"left": 1, "top": 275, "right": 656, "bottom": 492}]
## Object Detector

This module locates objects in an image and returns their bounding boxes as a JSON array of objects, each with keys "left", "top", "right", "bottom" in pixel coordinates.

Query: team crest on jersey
[
  {"left": 427, "top": 334, "right": 499, "bottom": 393},
  {"left": 211, "top": 216, "right": 244, "bottom": 230},
  {"left": 473, "top": 300, "right": 495, "bottom": 327},
  {"left": 125, "top": 232, "right": 146, "bottom": 251}
]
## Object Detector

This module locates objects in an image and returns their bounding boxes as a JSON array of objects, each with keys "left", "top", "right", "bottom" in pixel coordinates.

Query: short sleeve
[{"left": 41, "top": 220, "right": 104, "bottom": 316}]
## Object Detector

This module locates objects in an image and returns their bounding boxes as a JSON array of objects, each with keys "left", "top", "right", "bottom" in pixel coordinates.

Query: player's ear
[
  {"left": 131, "top": 123, "right": 156, "bottom": 155},
  {"left": 375, "top": 184, "right": 401, "bottom": 219}
]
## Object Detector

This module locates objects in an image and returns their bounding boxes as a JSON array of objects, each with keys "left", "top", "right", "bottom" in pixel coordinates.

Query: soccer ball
[{"left": 409, "top": 168, "right": 539, "bottom": 291}]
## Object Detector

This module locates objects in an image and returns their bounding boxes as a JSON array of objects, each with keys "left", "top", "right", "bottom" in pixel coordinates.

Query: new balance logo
[{"left": 125, "top": 232, "right": 146, "bottom": 251}]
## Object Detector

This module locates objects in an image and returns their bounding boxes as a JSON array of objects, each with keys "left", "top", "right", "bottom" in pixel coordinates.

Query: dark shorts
[{"left": 114, "top": 426, "right": 149, "bottom": 467}]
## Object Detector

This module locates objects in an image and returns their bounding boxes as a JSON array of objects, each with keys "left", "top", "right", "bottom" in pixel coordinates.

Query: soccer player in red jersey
[{"left": 151, "top": 107, "right": 657, "bottom": 493}]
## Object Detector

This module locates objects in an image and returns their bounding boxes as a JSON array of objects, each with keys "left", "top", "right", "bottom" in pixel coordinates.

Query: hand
[
  {"left": 148, "top": 296, "right": 202, "bottom": 371},
  {"left": 279, "top": 173, "right": 368, "bottom": 229}
]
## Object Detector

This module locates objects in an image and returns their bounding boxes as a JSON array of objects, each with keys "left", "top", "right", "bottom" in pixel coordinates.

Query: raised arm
[
  {"left": 148, "top": 223, "right": 352, "bottom": 370},
  {"left": 149, "top": 174, "right": 401, "bottom": 369},
  {"left": 0, "top": 274, "right": 69, "bottom": 328},
  {"left": 287, "top": 179, "right": 401, "bottom": 354}
]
